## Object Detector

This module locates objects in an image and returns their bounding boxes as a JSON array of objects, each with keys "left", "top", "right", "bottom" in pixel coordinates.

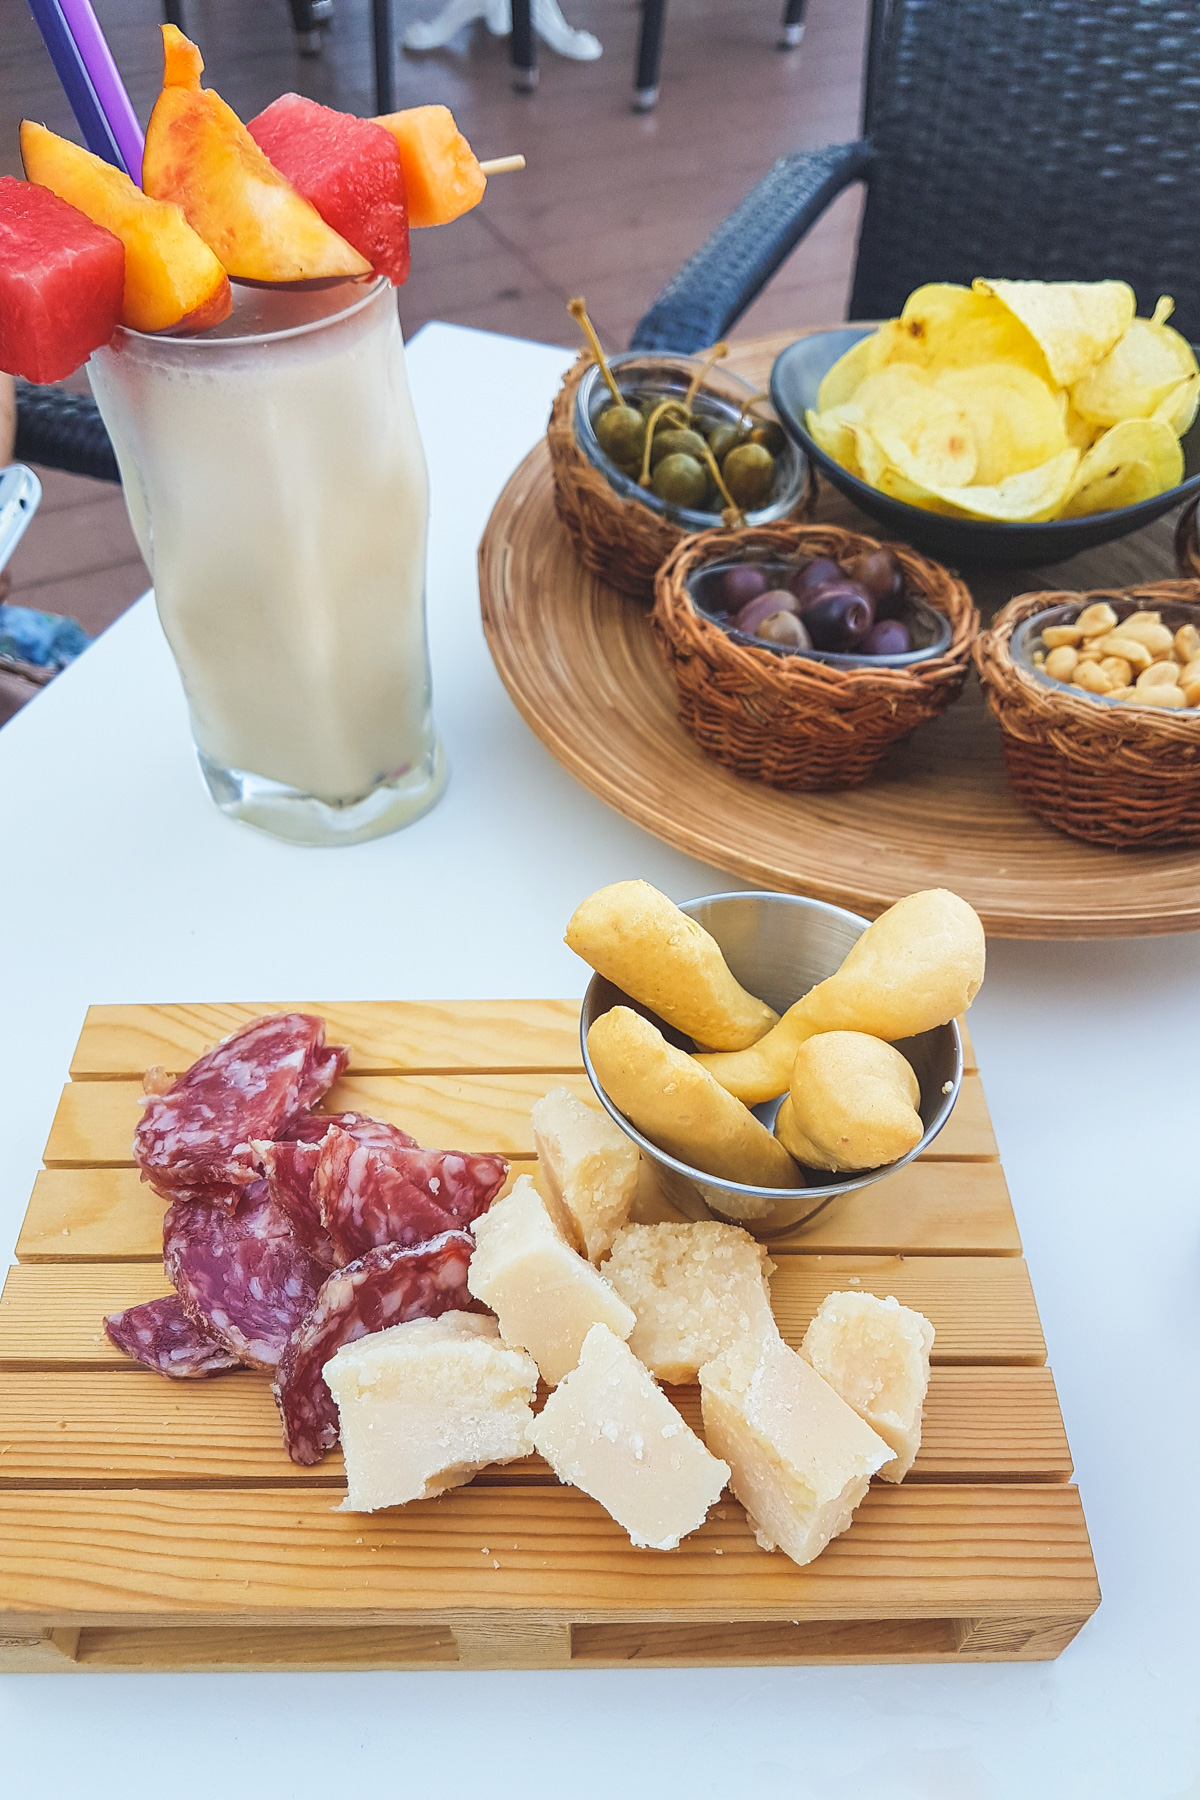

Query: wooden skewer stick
[{"left": 479, "top": 154, "right": 526, "bottom": 175}]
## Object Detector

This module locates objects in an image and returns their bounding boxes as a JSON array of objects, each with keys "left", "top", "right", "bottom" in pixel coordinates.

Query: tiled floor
[{"left": 0, "top": 0, "right": 867, "bottom": 723}]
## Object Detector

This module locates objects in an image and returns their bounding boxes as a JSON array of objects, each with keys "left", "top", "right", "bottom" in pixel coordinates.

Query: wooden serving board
[
  {"left": 0, "top": 1002, "right": 1099, "bottom": 1673},
  {"left": 479, "top": 329, "right": 1200, "bottom": 939}
]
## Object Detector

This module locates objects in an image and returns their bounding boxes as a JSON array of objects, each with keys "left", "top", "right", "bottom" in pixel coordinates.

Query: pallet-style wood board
[{"left": 0, "top": 1001, "right": 1099, "bottom": 1672}]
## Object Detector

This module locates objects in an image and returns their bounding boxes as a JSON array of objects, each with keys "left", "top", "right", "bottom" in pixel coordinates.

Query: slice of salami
[
  {"left": 133, "top": 1012, "right": 348, "bottom": 1201},
  {"left": 164, "top": 1182, "right": 324, "bottom": 1371},
  {"left": 104, "top": 1294, "right": 242, "bottom": 1378},
  {"left": 273, "top": 1232, "right": 475, "bottom": 1465},
  {"left": 314, "top": 1128, "right": 507, "bottom": 1264},
  {"left": 258, "top": 1113, "right": 419, "bottom": 1265}
]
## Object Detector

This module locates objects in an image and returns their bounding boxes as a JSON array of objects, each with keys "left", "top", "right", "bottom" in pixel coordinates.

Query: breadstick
[{"left": 774, "top": 1032, "right": 923, "bottom": 1172}]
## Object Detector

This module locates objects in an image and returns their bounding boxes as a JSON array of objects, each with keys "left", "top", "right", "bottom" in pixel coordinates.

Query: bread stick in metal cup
[
  {"left": 774, "top": 1032, "right": 923, "bottom": 1173},
  {"left": 586, "top": 1006, "right": 802, "bottom": 1190}
]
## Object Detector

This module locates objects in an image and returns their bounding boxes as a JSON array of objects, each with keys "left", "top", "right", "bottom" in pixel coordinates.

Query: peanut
[
  {"left": 1044, "top": 646, "right": 1079, "bottom": 681},
  {"left": 1116, "top": 619, "right": 1175, "bottom": 656},
  {"left": 1174, "top": 623, "right": 1200, "bottom": 664},
  {"left": 1100, "top": 656, "right": 1133, "bottom": 686},
  {"left": 1181, "top": 679, "right": 1200, "bottom": 708},
  {"left": 1093, "top": 633, "right": 1152, "bottom": 672},
  {"left": 1074, "top": 661, "right": 1115, "bottom": 694},
  {"left": 1136, "top": 685, "right": 1187, "bottom": 708},
  {"left": 1106, "top": 685, "right": 1136, "bottom": 700},
  {"left": 1136, "top": 661, "right": 1180, "bottom": 689},
  {"left": 1075, "top": 601, "right": 1118, "bottom": 637},
  {"left": 1042, "top": 624, "right": 1084, "bottom": 649},
  {"left": 1120, "top": 610, "right": 1163, "bottom": 629}
]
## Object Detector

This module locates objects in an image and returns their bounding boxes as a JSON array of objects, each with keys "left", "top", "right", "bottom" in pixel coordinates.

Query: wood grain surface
[
  {"left": 0, "top": 1001, "right": 1097, "bottom": 1671},
  {"left": 479, "top": 331, "right": 1200, "bottom": 939}
]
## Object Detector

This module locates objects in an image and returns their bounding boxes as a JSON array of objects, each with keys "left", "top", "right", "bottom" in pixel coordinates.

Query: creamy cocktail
[{"left": 89, "top": 277, "right": 446, "bottom": 845}]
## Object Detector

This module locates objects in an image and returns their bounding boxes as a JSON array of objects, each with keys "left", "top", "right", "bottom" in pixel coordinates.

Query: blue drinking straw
[{"left": 25, "top": 0, "right": 131, "bottom": 177}]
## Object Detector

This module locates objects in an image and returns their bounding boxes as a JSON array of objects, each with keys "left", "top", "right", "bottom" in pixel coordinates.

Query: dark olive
[
  {"left": 861, "top": 618, "right": 913, "bottom": 656},
  {"left": 756, "top": 611, "right": 812, "bottom": 649},
  {"left": 720, "top": 565, "right": 768, "bottom": 610},
  {"left": 650, "top": 427, "right": 710, "bottom": 469},
  {"left": 789, "top": 556, "right": 842, "bottom": 601},
  {"left": 722, "top": 441, "right": 775, "bottom": 510},
  {"left": 843, "top": 547, "right": 906, "bottom": 618},
  {"left": 651, "top": 452, "right": 709, "bottom": 509},
  {"left": 734, "top": 589, "right": 802, "bottom": 636},
  {"left": 706, "top": 422, "right": 744, "bottom": 462},
  {"left": 746, "top": 420, "right": 787, "bottom": 456},
  {"left": 803, "top": 583, "right": 875, "bottom": 650},
  {"left": 594, "top": 403, "right": 646, "bottom": 465}
]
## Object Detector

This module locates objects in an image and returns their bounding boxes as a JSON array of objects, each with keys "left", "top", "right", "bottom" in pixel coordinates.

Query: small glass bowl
[
  {"left": 574, "top": 351, "right": 808, "bottom": 531},
  {"left": 1013, "top": 597, "right": 1200, "bottom": 712},
  {"left": 686, "top": 557, "right": 953, "bottom": 668}
]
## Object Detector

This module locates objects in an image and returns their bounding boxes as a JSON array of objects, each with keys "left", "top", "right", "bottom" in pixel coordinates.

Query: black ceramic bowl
[{"left": 771, "top": 326, "right": 1200, "bottom": 570}]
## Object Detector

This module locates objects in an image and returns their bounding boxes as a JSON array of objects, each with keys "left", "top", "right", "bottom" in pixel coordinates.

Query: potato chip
[
  {"left": 974, "top": 278, "right": 1134, "bottom": 386},
  {"left": 1155, "top": 373, "right": 1200, "bottom": 438},
  {"left": 870, "top": 283, "right": 1051, "bottom": 381},
  {"left": 933, "top": 363, "right": 1068, "bottom": 484},
  {"left": 1061, "top": 418, "right": 1183, "bottom": 517},
  {"left": 1070, "top": 296, "right": 1199, "bottom": 427},
  {"left": 815, "top": 333, "right": 874, "bottom": 412},
  {"left": 804, "top": 406, "right": 862, "bottom": 478},
  {"left": 851, "top": 367, "right": 977, "bottom": 488},
  {"left": 893, "top": 447, "right": 1080, "bottom": 523}
]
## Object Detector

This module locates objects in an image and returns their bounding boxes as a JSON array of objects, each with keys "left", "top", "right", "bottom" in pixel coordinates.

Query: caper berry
[
  {"left": 746, "top": 420, "right": 787, "bottom": 456},
  {"left": 651, "top": 452, "right": 709, "bottom": 509},
  {"left": 651, "top": 427, "right": 710, "bottom": 469},
  {"left": 722, "top": 441, "right": 776, "bottom": 510},
  {"left": 706, "top": 423, "right": 744, "bottom": 462},
  {"left": 594, "top": 403, "right": 646, "bottom": 465}
]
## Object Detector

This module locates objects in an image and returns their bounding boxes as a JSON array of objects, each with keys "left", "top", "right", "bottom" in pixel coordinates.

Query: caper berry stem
[
  {"left": 568, "top": 297, "right": 623, "bottom": 408},
  {"left": 737, "top": 390, "right": 770, "bottom": 428},
  {"left": 697, "top": 441, "right": 745, "bottom": 525},
  {"left": 638, "top": 398, "right": 692, "bottom": 487},
  {"left": 683, "top": 341, "right": 729, "bottom": 413}
]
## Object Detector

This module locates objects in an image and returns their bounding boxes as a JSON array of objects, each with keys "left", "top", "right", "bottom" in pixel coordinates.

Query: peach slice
[
  {"left": 143, "top": 27, "right": 370, "bottom": 283},
  {"left": 20, "top": 120, "right": 231, "bottom": 334},
  {"left": 374, "top": 105, "right": 486, "bottom": 228}
]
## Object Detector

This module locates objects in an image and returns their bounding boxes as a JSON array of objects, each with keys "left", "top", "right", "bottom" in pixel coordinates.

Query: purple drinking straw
[
  {"left": 57, "top": 0, "right": 145, "bottom": 185},
  {"left": 25, "top": 0, "right": 129, "bottom": 175}
]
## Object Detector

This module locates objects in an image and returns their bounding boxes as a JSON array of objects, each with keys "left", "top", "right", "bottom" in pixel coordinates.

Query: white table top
[{"left": 1, "top": 321, "right": 1197, "bottom": 1800}]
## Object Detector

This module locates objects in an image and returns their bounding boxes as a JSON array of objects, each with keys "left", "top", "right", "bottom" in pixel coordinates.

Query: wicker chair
[{"left": 631, "top": 0, "right": 1200, "bottom": 353}]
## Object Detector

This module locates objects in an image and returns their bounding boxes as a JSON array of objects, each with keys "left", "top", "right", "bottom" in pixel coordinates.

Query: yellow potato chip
[
  {"left": 974, "top": 278, "right": 1135, "bottom": 386},
  {"left": 804, "top": 406, "right": 862, "bottom": 477},
  {"left": 852, "top": 367, "right": 977, "bottom": 488},
  {"left": 1155, "top": 373, "right": 1200, "bottom": 438},
  {"left": 1070, "top": 297, "right": 1199, "bottom": 427},
  {"left": 815, "top": 333, "right": 874, "bottom": 411},
  {"left": 896, "top": 447, "right": 1081, "bottom": 523},
  {"left": 1061, "top": 418, "right": 1183, "bottom": 517},
  {"left": 933, "top": 362, "right": 1069, "bottom": 484},
  {"left": 870, "top": 283, "right": 1052, "bottom": 381}
]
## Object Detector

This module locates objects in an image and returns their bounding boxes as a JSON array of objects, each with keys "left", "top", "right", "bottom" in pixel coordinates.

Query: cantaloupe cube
[{"left": 374, "top": 105, "right": 485, "bottom": 228}]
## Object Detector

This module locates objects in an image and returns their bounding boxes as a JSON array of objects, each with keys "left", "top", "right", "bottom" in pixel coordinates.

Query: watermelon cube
[
  {"left": 248, "top": 95, "right": 410, "bottom": 286},
  {"left": 0, "top": 176, "right": 125, "bottom": 383}
]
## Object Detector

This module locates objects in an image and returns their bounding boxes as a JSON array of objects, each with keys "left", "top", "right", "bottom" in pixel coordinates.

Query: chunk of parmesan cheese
[
  {"left": 467, "top": 1173, "right": 635, "bottom": 1385},
  {"left": 699, "top": 1332, "right": 890, "bottom": 1567},
  {"left": 530, "top": 1323, "right": 729, "bottom": 1550},
  {"left": 801, "top": 1290, "right": 934, "bottom": 1482},
  {"left": 531, "top": 1085, "right": 639, "bottom": 1263},
  {"left": 600, "top": 1221, "right": 778, "bottom": 1382},
  {"left": 323, "top": 1312, "right": 538, "bottom": 1514}
]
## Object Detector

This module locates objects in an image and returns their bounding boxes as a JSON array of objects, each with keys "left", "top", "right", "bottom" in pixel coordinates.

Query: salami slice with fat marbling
[
  {"left": 164, "top": 1181, "right": 325, "bottom": 1371},
  {"left": 258, "top": 1112, "right": 419, "bottom": 1265},
  {"left": 314, "top": 1127, "right": 507, "bottom": 1264},
  {"left": 104, "top": 1293, "right": 242, "bottom": 1378},
  {"left": 272, "top": 1232, "right": 475, "bottom": 1465},
  {"left": 134, "top": 1012, "right": 349, "bottom": 1201}
]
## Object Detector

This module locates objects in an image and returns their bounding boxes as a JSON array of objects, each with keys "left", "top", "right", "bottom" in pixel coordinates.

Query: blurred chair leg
[
  {"left": 779, "top": 0, "right": 806, "bottom": 50},
  {"left": 372, "top": 0, "right": 397, "bottom": 111},
  {"left": 288, "top": 0, "right": 323, "bottom": 55},
  {"left": 634, "top": 0, "right": 667, "bottom": 112},
  {"left": 161, "top": 0, "right": 185, "bottom": 28},
  {"left": 511, "top": 0, "right": 538, "bottom": 90}
]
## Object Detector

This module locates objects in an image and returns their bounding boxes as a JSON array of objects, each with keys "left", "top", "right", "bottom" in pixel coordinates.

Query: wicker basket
[
  {"left": 974, "top": 583, "right": 1200, "bottom": 848},
  {"left": 651, "top": 523, "right": 978, "bottom": 791}
]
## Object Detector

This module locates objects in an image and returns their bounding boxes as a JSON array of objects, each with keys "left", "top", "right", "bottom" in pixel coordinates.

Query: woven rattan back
[{"left": 851, "top": 0, "right": 1200, "bottom": 339}]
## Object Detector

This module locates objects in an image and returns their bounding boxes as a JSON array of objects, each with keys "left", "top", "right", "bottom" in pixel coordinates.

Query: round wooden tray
[{"left": 479, "top": 331, "right": 1200, "bottom": 938}]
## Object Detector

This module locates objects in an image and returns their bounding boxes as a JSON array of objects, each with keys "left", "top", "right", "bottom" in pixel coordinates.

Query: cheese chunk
[
  {"left": 531, "top": 1085, "right": 639, "bottom": 1263},
  {"left": 699, "top": 1333, "right": 890, "bottom": 1567},
  {"left": 467, "top": 1174, "right": 635, "bottom": 1385},
  {"left": 323, "top": 1313, "right": 538, "bottom": 1514},
  {"left": 530, "top": 1323, "right": 729, "bottom": 1550},
  {"left": 801, "top": 1290, "right": 934, "bottom": 1482},
  {"left": 600, "top": 1221, "right": 779, "bottom": 1382}
]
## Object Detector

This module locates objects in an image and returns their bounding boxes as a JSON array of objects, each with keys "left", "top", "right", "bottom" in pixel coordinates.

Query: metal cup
[{"left": 580, "top": 890, "right": 962, "bottom": 1237}]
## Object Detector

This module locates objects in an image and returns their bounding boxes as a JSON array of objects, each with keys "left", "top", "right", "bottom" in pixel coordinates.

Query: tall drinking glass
[{"left": 88, "top": 278, "right": 447, "bottom": 845}]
